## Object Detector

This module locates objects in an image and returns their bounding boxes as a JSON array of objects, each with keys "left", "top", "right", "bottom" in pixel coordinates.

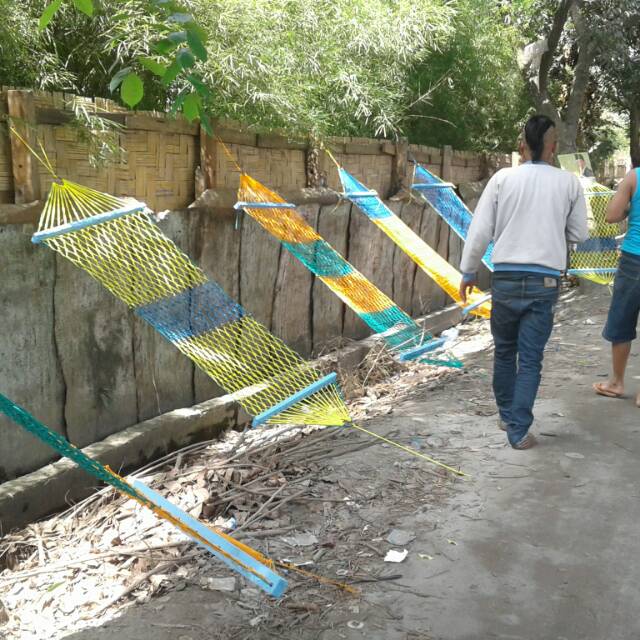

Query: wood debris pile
[
  {"left": 0, "top": 319, "right": 491, "bottom": 639},
  {"left": 0, "top": 423, "right": 385, "bottom": 639}
]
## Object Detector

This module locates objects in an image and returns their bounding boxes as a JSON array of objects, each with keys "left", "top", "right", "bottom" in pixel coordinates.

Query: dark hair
[
  {"left": 524, "top": 114, "right": 556, "bottom": 162},
  {"left": 632, "top": 154, "right": 640, "bottom": 169}
]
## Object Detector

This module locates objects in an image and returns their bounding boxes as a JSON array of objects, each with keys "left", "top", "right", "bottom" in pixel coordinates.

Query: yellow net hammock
[
  {"left": 235, "top": 173, "right": 461, "bottom": 366},
  {"left": 0, "top": 393, "right": 287, "bottom": 596},
  {"left": 567, "top": 182, "right": 620, "bottom": 285},
  {"left": 31, "top": 178, "right": 350, "bottom": 429},
  {"left": 337, "top": 163, "right": 491, "bottom": 319}
]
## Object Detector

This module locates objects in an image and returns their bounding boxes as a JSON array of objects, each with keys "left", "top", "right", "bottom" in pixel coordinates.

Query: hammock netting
[
  {"left": 33, "top": 179, "right": 350, "bottom": 428},
  {"left": 339, "top": 168, "right": 491, "bottom": 319},
  {"left": 414, "top": 163, "right": 620, "bottom": 286},
  {"left": 236, "top": 174, "right": 459, "bottom": 366},
  {"left": 411, "top": 164, "right": 494, "bottom": 271},
  {"left": 568, "top": 182, "right": 620, "bottom": 285},
  {"left": 0, "top": 393, "right": 286, "bottom": 596}
]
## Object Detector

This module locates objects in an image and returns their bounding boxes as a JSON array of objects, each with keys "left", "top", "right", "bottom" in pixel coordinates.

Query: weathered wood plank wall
[{"left": 0, "top": 88, "right": 508, "bottom": 481}]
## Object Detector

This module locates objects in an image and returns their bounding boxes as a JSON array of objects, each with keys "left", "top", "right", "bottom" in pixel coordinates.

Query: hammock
[
  {"left": 32, "top": 179, "right": 350, "bottom": 429},
  {"left": 338, "top": 167, "right": 491, "bottom": 319},
  {"left": 235, "top": 173, "right": 460, "bottom": 366},
  {"left": 411, "top": 163, "right": 494, "bottom": 272},
  {"left": 414, "top": 162, "right": 620, "bottom": 286},
  {"left": 0, "top": 393, "right": 287, "bottom": 597},
  {"left": 567, "top": 183, "right": 620, "bottom": 285}
]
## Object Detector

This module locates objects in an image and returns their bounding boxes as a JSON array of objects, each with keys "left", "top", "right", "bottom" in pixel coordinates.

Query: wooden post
[
  {"left": 479, "top": 152, "right": 490, "bottom": 180},
  {"left": 7, "top": 90, "right": 41, "bottom": 204},
  {"left": 199, "top": 126, "right": 217, "bottom": 191},
  {"left": 389, "top": 137, "right": 408, "bottom": 198},
  {"left": 441, "top": 144, "right": 453, "bottom": 182}
]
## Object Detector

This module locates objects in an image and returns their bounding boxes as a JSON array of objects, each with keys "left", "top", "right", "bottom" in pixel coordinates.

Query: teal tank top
[{"left": 621, "top": 168, "right": 640, "bottom": 256}]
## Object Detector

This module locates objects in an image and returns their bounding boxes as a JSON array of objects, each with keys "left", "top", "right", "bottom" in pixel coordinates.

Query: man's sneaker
[{"left": 511, "top": 433, "right": 537, "bottom": 450}]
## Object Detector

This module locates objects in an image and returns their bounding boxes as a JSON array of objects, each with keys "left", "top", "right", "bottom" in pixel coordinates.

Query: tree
[
  {"left": 405, "top": 0, "right": 530, "bottom": 152},
  {"left": 25, "top": 0, "right": 457, "bottom": 139},
  {"left": 515, "top": 0, "right": 597, "bottom": 152},
  {"left": 587, "top": 0, "right": 640, "bottom": 162}
]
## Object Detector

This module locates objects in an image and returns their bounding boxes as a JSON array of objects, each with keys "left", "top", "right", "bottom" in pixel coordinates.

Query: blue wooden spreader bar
[
  {"left": 412, "top": 182, "right": 456, "bottom": 190},
  {"left": 234, "top": 201, "right": 297, "bottom": 210},
  {"left": 567, "top": 268, "right": 617, "bottom": 275},
  {"left": 398, "top": 338, "right": 446, "bottom": 362},
  {"left": 251, "top": 372, "right": 338, "bottom": 427},
  {"left": 462, "top": 294, "right": 493, "bottom": 316},
  {"left": 345, "top": 190, "right": 378, "bottom": 198},
  {"left": 31, "top": 204, "right": 144, "bottom": 244},
  {"left": 132, "top": 480, "right": 288, "bottom": 597}
]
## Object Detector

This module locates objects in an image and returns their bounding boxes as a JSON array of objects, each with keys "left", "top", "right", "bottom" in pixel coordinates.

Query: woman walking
[{"left": 593, "top": 158, "right": 640, "bottom": 406}]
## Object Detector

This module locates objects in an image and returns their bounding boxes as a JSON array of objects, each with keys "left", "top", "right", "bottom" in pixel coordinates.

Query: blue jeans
[{"left": 491, "top": 272, "right": 559, "bottom": 445}]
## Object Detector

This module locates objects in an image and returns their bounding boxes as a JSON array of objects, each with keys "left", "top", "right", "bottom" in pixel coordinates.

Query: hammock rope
[
  {"left": 410, "top": 162, "right": 495, "bottom": 272},
  {"left": 0, "top": 393, "right": 287, "bottom": 597},
  {"left": 235, "top": 173, "right": 460, "bottom": 367},
  {"left": 32, "top": 178, "right": 351, "bottom": 429},
  {"left": 337, "top": 163, "right": 491, "bottom": 319},
  {"left": 567, "top": 183, "right": 620, "bottom": 285}
]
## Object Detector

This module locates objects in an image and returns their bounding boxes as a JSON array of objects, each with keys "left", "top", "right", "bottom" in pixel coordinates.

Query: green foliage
[
  {"left": 120, "top": 72, "right": 144, "bottom": 106},
  {"left": 189, "top": 0, "right": 456, "bottom": 138},
  {"left": 39, "top": 0, "right": 64, "bottom": 30},
  {"left": 72, "top": 0, "right": 94, "bottom": 17},
  {"left": 0, "top": 0, "right": 75, "bottom": 89},
  {"left": 405, "top": 0, "right": 530, "bottom": 151},
  {"left": 0, "top": 0, "right": 567, "bottom": 152}
]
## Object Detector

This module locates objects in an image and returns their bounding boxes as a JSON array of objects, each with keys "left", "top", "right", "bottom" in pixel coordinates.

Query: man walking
[{"left": 459, "top": 115, "right": 589, "bottom": 449}]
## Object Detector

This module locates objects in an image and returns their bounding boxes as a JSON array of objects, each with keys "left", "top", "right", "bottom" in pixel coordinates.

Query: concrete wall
[
  {"left": 0, "top": 88, "right": 503, "bottom": 483},
  {"left": 0, "top": 190, "right": 491, "bottom": 481}
]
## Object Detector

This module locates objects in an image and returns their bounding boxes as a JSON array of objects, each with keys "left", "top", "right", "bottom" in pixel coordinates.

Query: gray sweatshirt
[{"left": 460, "top": 162, "right": 589, "bottom": 276}]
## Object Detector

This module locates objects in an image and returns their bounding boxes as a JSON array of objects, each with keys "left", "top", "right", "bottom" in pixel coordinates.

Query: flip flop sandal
[
  {"left": 512, "top": 433, "right": 537, "bottom": 450},
  {"left": 593, "top": 382, "right": 623, "bottom": 399}
]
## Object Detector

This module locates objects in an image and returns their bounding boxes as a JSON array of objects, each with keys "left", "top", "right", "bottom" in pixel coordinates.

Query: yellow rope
[
  {"left": 349, "top": 423, "right": 468, "bottom": 477},
  {"left": 277, "top": 561, "right": 360, "bottom": 595},
  {"left": 9, "top": 126, "right": 58, "bottom": 179}
]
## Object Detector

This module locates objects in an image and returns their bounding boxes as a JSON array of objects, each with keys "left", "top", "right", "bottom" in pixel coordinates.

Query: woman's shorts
[{"left": 603, "top": 251, "right": 640, "bottom": 343}]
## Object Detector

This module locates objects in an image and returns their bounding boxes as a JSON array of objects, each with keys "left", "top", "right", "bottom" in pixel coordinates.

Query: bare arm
[{"left": 606, "top": 171, "right": 636, "bottom": 223}]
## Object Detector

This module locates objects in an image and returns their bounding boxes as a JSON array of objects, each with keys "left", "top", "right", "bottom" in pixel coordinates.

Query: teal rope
[{"left": 0, "top": 393, "right": 140, "bottom": 500}]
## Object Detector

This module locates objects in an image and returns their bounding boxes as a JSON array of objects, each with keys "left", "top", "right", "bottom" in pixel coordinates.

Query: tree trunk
[
  {"left": 521, "top": 0, "right": 595, "bottom": 155},
  {"left": 630, "top": 102, "right": 640, "bottom": 164}
]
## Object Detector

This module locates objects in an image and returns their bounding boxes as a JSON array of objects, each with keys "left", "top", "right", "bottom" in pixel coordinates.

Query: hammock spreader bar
[
  {"left": 0, "top": 393, "right": 287, "bottom": 597},
  {"left": 236, "top": 173, "right": 459, "bottom": 367},
  {"left": 412, "top": 182, "right": 456, "bottom": 190},
  {"left": 568, "top": 268, "right": 617, "bottom": 275},
  {"left": 251, "top": 373, "right": 338, "bottom": 427},
  {"left": 397, "top": 338, "right": 446, "bottom": 362},
  {"left": 132, "top": 481, "right": 287, "bottom": 596},
  {"left": 462, "top": 293, "right": 493, "bottom": 316},
  {"left": 234, "top": 201, "right": 297, "bottom": 210},
  {"left": 31, "top": 203, "right": 144, "bottom": 244},
  {"left": 338, "top": 167, "right": 491, "bottom": 319}
]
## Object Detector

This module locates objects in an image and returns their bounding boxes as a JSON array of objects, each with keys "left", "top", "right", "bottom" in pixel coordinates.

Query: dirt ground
[{"left": 4, "top": 284, "right": 640, "bottom": 640}]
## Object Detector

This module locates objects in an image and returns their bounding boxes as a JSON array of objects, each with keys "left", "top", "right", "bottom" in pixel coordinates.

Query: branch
[
  {"left": 537, "top": 0, "right": 575, "bottom": 98},
  {"left": 564, "top": 2, "right": 596, "bottom": 132}
]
